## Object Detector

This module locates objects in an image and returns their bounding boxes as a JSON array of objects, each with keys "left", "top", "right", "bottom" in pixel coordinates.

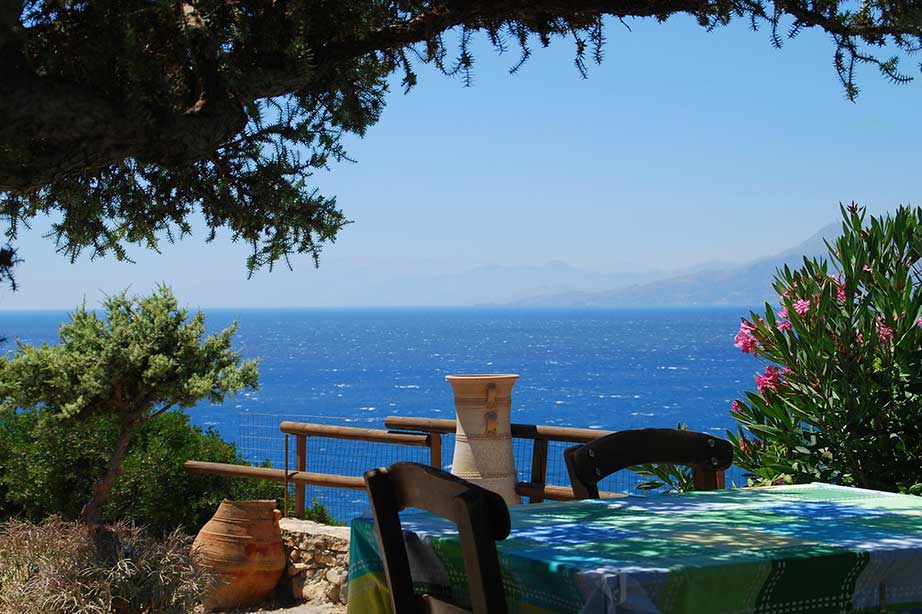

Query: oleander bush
[
  {"left": 730, "top": 204, "right": 922, "bottom": 495},
  {"left": 0, "top": 517, "right": 208, "bottom": 614}
]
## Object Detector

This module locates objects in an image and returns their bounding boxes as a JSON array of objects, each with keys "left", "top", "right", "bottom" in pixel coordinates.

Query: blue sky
[{"left": 2, "top": 15, "right": 920, "bottom": 309}]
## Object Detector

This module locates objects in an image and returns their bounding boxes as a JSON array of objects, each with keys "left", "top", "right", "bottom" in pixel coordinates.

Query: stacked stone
[{"left": 278, "top": 518, "right": 350, "bottom": 606}]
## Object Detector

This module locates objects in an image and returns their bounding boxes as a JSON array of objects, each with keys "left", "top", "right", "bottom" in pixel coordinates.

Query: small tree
[
  {"left": 730, "top": 204, "right": 922, "bottom": 494},
  {"left": 0, "top": 286, "right": 259, "bottom": 524}
]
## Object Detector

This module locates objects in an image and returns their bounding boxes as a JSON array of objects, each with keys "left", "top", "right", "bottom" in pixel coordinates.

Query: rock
[
  {"left": 302, "top": 581, "right": 328, "bottom": 602},
  {"left": 279, "top": 518, "right": 350, "bottom": 542},
  {"left": 313, "top": 550, "right": 335, "bottom": 566},
  {"left": 288, "top": 562, "right": 311, "bottom": 576},
  {"left": 278, "top": 517, "right": 351, "bottom": 605},
  {"left": 325, "top": 568, "right": 346, "bottom": 585}
]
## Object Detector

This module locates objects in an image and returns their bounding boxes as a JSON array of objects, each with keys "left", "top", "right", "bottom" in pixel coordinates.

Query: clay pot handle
[
  {"left": 484, "top": 411, "right": 498, "bottom": 434},
  {"left": 486, "top": 383, "right": 497, "bottom": 409}
]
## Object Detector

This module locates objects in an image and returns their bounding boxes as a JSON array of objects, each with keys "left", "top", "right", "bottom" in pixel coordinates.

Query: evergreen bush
[{"left": 0, "top": 409, "right": 314, "bottom": 533}]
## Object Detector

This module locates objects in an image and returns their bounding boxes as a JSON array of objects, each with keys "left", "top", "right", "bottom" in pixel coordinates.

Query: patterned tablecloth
[{"left": 346, "top": 483, "right": 922, "bottom": 614}]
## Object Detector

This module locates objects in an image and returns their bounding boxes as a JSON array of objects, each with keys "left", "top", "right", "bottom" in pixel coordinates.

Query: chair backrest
[
  {"left": 564, "top": 428, "right": 734, "bottom": 499},
  {"left": 363, "top": 462, "right": 510, "bottom": 614}
]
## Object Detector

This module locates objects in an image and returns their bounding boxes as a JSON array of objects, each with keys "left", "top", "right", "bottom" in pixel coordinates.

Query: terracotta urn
[
  {"left": 446, "top": 374, "right": 521, "bottom": 505},
  {"left": 192, "top": 500, "right": 286, "bottom": 610}
]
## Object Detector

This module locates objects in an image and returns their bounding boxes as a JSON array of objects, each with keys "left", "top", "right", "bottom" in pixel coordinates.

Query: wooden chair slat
[
  {"left": 364, "top": 462, "right": 510, "bottom": 614},
  {"left": 565, "top": 428, "right": 733, "bottom": 499}
]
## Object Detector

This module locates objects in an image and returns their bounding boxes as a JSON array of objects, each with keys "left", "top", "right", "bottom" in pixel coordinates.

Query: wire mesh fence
[
  {"left": 236, "top": 413, "right": 431, "bottom": 522},
  {"left": 235, "top": 413, "right": 748, "bottom": 523}
]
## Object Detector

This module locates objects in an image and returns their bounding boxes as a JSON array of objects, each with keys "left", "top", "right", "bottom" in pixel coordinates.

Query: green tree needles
[
  {"left": 0, "top": 286, "right": 259, "bottom": 524},
  {"left": 731, "top": 204, "right": 922, "bottom": 495},
  {"left": 1, "top": 1, "right": 920, "bottom": 280}
]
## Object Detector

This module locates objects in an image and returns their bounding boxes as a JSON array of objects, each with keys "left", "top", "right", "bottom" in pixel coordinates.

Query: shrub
[
  {"left": 0, "top": 409, "right": 286, "bottom": 534},
  {"left": 300, "top": 496, "right": 342, "bottom": 526},
  {"left": 0, "top": 517, "right": 207, "bottom": 614},
  {"left": 730, "top": 204, "right": 922, "bottom": 494},
  {"left": 0, "top": 286, "right": 259, "bottom": 524}
]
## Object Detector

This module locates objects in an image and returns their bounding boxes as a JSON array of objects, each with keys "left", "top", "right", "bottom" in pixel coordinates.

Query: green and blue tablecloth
[{"left": 347, "top": 483, "right": 922, "bottom": 613}]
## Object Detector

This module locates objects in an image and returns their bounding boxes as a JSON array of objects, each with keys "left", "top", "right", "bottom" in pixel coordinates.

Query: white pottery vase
[{"left": 446, "top": 374, "right": 521, "bottom": 505}]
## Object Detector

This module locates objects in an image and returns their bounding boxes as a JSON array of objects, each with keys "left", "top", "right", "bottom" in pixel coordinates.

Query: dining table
[{"left": 345, "top": 482, "right": 922, "bottom": 614}]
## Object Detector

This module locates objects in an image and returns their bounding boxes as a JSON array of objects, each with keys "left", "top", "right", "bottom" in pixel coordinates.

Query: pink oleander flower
[
  {"left": 731, "top": 400, "right": 741, "bottom": 414},
  {"left": 739, "top": 438, "right": 749, "bottom": 453},
  {"left": 836, "top": 282, "right": 846, "bottom": 302},
  {"left": 878, "top": 318, "right": 894, "bottom": 344},
  {"left": 916, "top": 317, "right": 922, "bottom": 327},
  {"left": 863, "top": 264, "right": 872, "bottom": 272},
  {"left": 734, "top": 320, "right": 759, "bottom": 355},
  {"left": 793, "top": 299, "right": 810, "bottom": 316},
  {"left": 777, "top": 319, "right": 792, "bottom": 333},
  {"left": 782, "top": 367, "right": 793, "bottom": 376},
  {"left": 779, "top": 306, "right": 789, "bottom": 319},
  {"left": 857, "top": 331, "right": 864, "bottom": 343},
  {"left": 755, "top": 365, "right": 782, "bottom": 395}
]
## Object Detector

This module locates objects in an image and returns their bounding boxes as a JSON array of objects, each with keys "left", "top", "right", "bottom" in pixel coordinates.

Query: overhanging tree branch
[
  {"left": 0, "top": 1, "right": 23, "bottom": 48},
  {"left": 0, "top": 0, "right": 918, "bottom": 276}
]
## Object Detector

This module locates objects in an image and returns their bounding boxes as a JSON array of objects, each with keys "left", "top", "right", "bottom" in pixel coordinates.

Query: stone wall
[{"left": 279, "top": 518, "right": 350, "bottom": 606}]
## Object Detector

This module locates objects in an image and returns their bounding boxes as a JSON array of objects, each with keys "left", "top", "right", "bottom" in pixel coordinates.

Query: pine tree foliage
[
  {"left": 0, "top": 285, "right": 259, "bottom": 524},
  {"left": 0, "top": 1, "right": 919, "bottom": 276}
]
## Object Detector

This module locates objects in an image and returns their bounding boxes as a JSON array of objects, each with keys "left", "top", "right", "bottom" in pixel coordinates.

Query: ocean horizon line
[{"left": 0, "top": 303, "right": 766, "bottom": 315}]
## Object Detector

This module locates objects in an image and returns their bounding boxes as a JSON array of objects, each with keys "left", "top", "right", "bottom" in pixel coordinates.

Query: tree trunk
[{"left": 79, "top": 412, "right": 139, "bottom": 526}]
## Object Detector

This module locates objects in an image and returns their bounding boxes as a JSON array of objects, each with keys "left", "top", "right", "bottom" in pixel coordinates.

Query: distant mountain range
[
  {"left": 513, "top": 222, "right": 842, "bottom": 306},
  {"left": 369, "top": 258, "right": 743, "bottom": 306},
  {"left": 361, "top": 261, "right": 664, "bottom": 306}
]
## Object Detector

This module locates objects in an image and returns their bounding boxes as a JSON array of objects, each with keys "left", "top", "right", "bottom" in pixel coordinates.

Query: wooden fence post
[
  {"left": 295, "top": 435, "right": 307, "bottom": 517},
  {"left": 529, "top": 438, "right": 549, "bottom": 503},
  {"left": 429, "top": 433, "right": 442, "bottom": 469},
  {"left": 283, "top": 434, "right": 289, "bottom": 517}
]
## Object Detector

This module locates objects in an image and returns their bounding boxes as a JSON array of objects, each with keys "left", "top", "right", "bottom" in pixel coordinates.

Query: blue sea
[{"left": 0, "top": 307, "right": 761, "bottom": 519}]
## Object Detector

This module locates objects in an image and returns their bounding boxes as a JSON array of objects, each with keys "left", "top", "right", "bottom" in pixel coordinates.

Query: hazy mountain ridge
[
  {"left": 355, "top": 260, "right": 681, "bottom": 306},
  {"left": 514, "top": 222, "right": 842, "bottom": 306}
]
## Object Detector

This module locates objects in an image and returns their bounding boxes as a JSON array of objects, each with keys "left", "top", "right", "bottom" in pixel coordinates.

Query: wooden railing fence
[
  {"left": 382, "top": 416, "right": 617, "bottom": 503},
  {"left": 184, "top": 415, "right": 621, "bottom": 518},
  {"left": 278, "top": 421, "right": 440, "bottom": 515}
]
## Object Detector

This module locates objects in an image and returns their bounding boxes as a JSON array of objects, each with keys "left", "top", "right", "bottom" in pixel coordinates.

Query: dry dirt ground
[
  {"left": 239, "top": 602, "right": 346, "bottom": 614},
  {"left": 253, "top": 605, "right": 345, "bottom": 614}
]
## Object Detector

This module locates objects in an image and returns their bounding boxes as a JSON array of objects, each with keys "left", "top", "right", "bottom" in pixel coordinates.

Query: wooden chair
[
  {"left": 363, "top": 462, "right": 510, "bottom": 614},
  {"left": 564, "top": 428, "right": 733, "bottom": 499}
]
